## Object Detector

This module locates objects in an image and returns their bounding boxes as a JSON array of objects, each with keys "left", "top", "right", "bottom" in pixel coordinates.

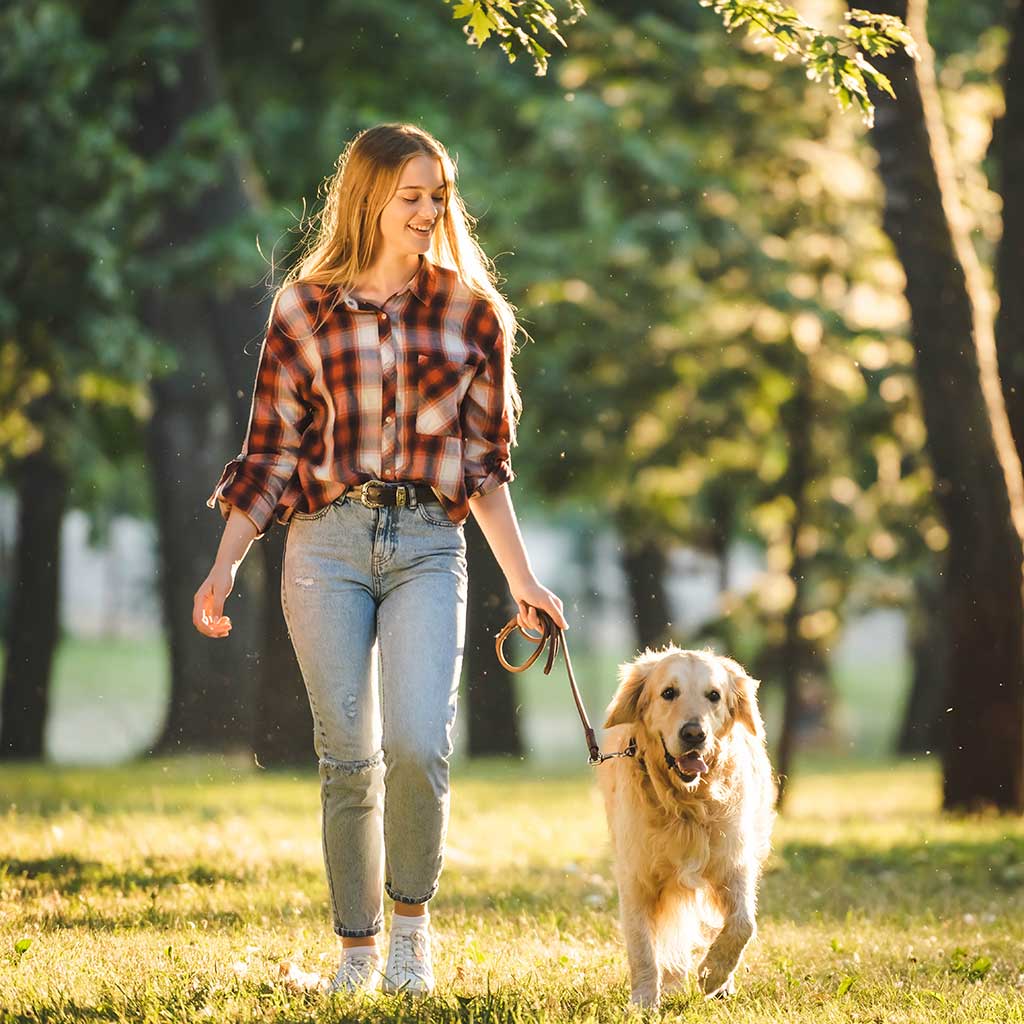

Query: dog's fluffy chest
[{"left": 634, "top": 775, "right": 741, "bottom": 892}]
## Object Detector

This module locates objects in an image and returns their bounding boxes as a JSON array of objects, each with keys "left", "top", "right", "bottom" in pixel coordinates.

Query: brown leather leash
[{"left": 495, "top": 608, "right": 637, "bottom": 767}]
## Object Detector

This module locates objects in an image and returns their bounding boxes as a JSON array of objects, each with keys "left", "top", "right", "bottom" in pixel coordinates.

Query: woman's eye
[
  {"left": 660, "top": 687, "right": 678, "bottom": 701},
  {"left": 707, "top": 690, "right": 721, "bottom": 703}
]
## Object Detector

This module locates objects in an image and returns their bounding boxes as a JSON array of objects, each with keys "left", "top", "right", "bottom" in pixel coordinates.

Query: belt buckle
[{"left": 359, "top": 480, "right": 388, "bottom": 509}]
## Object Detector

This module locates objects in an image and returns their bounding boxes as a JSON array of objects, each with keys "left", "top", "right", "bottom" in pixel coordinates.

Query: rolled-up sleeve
[
  {"left": 206, "top": 289, "right": 310, "bottom": 537},
  {"left": 461, "top": 302, "right": 515, "bottom": 500}
]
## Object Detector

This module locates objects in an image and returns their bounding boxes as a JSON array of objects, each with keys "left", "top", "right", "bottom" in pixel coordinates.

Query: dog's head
[{"left": 604, "top": 646, "right": 764, "bottom": 779}]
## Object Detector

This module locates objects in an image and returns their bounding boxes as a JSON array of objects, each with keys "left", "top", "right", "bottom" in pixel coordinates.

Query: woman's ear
[
  {"left": 721, "top": 656, "right": 765, "bottom": 740},
  {"left": 604, "top": 656, "right": 654, "bottom": 728}
]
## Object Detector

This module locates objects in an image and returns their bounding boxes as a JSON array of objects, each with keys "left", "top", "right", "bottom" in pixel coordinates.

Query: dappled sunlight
[{"left": 4, "top": 758, "right": 1024, "bottom": 1021}]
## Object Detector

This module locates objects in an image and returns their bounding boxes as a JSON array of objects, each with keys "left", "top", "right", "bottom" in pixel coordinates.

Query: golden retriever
[{"left": 597, "top": 645, "right": 775, "bottom": 1006}]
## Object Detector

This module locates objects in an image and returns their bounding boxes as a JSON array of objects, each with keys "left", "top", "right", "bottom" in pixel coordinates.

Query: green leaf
[
  {"left": 14, "top": 938, "right": 32, "bottom": 957},
  {"left": 968, "top": 956, "right": 992, "bottom": 980},
  {"left": 469, "top": 5, "right": 494, "bottom": 45},
  {"left": 836, "top": 974, "right": 856, "bottom": 996}
]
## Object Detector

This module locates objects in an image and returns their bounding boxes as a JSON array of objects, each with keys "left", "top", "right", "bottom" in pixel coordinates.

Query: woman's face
[{"left": 376, "top": 155, "right": 446, "bottom": 260}]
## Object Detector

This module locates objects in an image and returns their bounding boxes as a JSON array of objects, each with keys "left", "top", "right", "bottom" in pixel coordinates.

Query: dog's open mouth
[{"left": 679, "top": 751, "right": 709, "bottom": 775}]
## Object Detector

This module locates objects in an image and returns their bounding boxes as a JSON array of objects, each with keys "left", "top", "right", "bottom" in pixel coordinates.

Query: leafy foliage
[
  {"left": 443, "top": 0, "right": 917, "bottom": 125},
  {"left": 0, "top": 2, "right": 171, "bottom": 522},
  {"left": 444, "top": 0, "right": 587, "bottom": 75},
  {"left": 212, "top": 0, "right": 939, "bottom": 695}
]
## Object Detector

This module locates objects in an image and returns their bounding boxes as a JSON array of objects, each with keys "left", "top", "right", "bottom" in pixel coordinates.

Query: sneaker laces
[
  {"left": 390, "top": 929, "right": 431, "bottom": 981},
  {"left": 336, "top": 949, "right": 380, "bottom": 985}
]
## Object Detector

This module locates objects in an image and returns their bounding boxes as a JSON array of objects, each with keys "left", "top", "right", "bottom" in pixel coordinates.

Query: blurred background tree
[
  {"left": 6, "top": 0, "right": 1024, "bottom": 813},
  {"left": 0, "top": 2, "right": 161, "bottom": 758}
]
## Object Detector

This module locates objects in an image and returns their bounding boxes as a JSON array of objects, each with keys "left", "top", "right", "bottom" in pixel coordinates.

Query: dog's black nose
[{"left": 679, "top": 721, "right": 705, "bottom": 747}]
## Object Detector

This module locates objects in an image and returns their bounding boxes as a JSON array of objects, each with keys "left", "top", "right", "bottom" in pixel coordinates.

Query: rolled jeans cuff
[
  {"left": 385, "top": 881, "right": 437, "bottom": 905},
  {"left": 335, "top": 920, "right": 383, "bottom": 938}
]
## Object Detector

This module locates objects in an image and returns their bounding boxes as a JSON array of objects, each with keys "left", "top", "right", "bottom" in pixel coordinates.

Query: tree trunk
[
  {"left": 253, "top": 530, "right": 314, "bottom": 766},
  {"left": 897, "top": 565, "right": 949, "bottom": 754},
  {"left": 706, "top": 487, "right": 734, "bottom": 595},
  {"left": 775, "top": 364, "right": 813, "bottom": 810},
  {"left": 124, "top": 0, "right": 309, "bottom": 758},
  {"left": 859, "top": 0, "right": 1024, "bottom": 810},
  {"left": 0, "top": 450, "right": 68, "bottom": 760},
  {"left": 145, "top": 346, "right": 259, "bottom": 753},
  {"left": 464, "top": 515, "right": 522, "bottom": 757},
  {"left": 615, "top": 507, "right": 674, "bottom": 651},
  {"left": 995, "top": 0, "right": 1024, "bottom": 462}
]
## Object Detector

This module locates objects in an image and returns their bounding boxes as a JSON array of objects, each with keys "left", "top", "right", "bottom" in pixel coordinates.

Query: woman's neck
[{"left": 352, "top": 253, "right": 421, "bottom": 303}]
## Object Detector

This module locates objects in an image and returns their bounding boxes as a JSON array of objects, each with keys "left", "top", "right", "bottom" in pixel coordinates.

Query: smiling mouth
[
  {"left": 408, "top": 224, "right": 432, "bottom": 235},
  {"left": 678, "top": 751, "right": 709, "bottom": 775}
]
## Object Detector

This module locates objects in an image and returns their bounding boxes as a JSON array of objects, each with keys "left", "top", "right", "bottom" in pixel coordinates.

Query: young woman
[{"left": 191, "top": 123, "right": 567, "bottom": 996}]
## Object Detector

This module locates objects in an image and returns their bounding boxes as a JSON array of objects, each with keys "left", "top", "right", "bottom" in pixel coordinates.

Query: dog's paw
[
  {"left": 698, "top": 958, "right": 737, "bottom": 999},
  {"left": 702, "top": 973, "right": 736, "bottom": 1000},
  {"left": 629, "top": 988, "right": 661, "bottom": 1009}
]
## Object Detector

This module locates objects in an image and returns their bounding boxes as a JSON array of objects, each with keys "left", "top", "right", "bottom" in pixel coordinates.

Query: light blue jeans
[{"left": 281, "top": 490, "right": 468, "bottom": 937}]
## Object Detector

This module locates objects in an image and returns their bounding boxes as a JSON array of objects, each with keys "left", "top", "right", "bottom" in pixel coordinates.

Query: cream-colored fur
[{"left": 597, "top": 646, "right": 775, "bottom": 1007}]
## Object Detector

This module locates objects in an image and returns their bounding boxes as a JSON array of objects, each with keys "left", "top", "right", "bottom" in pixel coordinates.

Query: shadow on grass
[
  {"left": 2, "top": 854, "right": 256, "bottom": 893},
  {"left": 440, "top": 834, "right": 1024, "bottom": 926},
  {"left": 760, "top": 835, "right": 1024, "bottom": 921}
]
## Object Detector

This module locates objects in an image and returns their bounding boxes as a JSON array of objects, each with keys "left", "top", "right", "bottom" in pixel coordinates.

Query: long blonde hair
[{"left": 279, "top": 123, "right": 522, "bottom": 431}]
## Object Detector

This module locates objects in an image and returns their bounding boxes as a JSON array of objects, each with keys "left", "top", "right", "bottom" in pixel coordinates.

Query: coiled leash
[{"left": 494, "top": 608, "right": 637, "bottom": 767}]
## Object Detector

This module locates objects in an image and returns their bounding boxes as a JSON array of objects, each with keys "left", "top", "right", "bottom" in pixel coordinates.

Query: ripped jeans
[{"left": 281, "top": 491, "right": 468, "bottom": 937}]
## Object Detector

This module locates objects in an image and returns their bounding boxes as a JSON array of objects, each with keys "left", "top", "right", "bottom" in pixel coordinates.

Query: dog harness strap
[{"left": 495, "top": 610, "right": 632, "bottom": 766}]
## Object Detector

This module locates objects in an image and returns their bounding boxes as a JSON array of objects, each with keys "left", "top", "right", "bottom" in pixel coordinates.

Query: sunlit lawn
[{"left": 3, "top": 755, "right": 1024, "bottom": 1023}]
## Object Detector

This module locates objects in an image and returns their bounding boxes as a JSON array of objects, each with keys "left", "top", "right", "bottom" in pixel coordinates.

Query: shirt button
[
  {"left": 379, "top": 312, "right": 388, "bottom": 321},
  {"left": 384, "top": 468, "right": 393, "bottom": 476},
  {"left": 384, "top": 415, "right": 393, "bottom": 424}
]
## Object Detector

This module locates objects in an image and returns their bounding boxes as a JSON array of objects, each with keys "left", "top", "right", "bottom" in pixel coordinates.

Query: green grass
[{"left": 3, "top": 756, "right": 1024, "bottom": 1022}]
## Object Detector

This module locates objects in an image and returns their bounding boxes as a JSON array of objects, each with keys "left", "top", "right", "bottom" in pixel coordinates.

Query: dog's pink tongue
[{"left": 680, "top": 753, "right": 709, "bottom": 775}]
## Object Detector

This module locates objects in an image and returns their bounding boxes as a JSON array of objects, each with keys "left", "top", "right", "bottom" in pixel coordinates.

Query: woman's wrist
[
  {"left": 213, "top": 506, "right": 258, "bottom": 573},
  {"left": 506, "top": 567, "right": 538, "bottom": 593}
]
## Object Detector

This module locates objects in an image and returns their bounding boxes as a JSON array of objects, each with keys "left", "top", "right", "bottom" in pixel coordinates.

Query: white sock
[
  {"left": 391, "top": 910, "right": 429, "bottom": 933},
  {"left": 344, "top": 943, "right": 379, "bottom": 959}
]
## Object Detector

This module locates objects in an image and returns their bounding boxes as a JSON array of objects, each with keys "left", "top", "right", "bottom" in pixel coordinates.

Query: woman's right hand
[{"left": 192, "top": 563, "right": 236, "bottom": 638}]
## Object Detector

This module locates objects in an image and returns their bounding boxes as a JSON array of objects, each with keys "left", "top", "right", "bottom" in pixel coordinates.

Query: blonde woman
[{"left": 191, "top": 124, "right": 567, "bottom": 995}]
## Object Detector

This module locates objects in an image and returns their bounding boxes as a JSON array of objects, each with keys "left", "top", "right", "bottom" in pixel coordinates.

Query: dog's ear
[
  {"left": 604, "top": 656, "right": 655, "bottom": 728},
  {"left": 720, "top": 656, "right": 765, "bottom": 740}
]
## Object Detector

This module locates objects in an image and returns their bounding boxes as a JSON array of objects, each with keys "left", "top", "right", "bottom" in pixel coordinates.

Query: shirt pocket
[{"left": 414, "top": 351, "right": 476, "bottom": 438}]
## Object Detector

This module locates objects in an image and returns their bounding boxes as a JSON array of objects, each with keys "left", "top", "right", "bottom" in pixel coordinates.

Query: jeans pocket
[
  {"left": 290, "top": 502, "right": 334, "bottom": 521},
  {"left": 416, "top": 502, "right": 458, "bottom": 528}
]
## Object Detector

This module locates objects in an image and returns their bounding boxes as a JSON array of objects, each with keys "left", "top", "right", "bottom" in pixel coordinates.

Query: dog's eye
[
  {"left": 660, "top": 687, "right": 678, "bottom": 701},
  {"left": 707, "top": 690, "right": 721, "bottom": 703}
]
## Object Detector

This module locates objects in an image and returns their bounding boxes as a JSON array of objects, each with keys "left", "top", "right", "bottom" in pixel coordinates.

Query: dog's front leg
[
  {"left": 698, "top": 869, "right": 755, "bottom": 998},
  {"left": 619, "top": 878, "right": 661, "bottom": 1007}
]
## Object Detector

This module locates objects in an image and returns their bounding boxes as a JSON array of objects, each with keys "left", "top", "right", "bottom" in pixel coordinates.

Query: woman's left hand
[{"left": 509, "top": 577, "right": 568, "bottom": 635}]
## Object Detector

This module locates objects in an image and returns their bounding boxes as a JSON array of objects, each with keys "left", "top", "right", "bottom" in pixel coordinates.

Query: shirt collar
[
  {"left": 408, "top": 255, "right": 436, "bottom": 305},
  {"left": 341, "top": 255, "right": 435, "bottom": 311}
]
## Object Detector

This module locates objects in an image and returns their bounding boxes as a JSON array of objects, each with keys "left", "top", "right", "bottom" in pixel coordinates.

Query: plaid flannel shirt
[{"left": 207, "top": 257, "right": 515, "bottom": 537}]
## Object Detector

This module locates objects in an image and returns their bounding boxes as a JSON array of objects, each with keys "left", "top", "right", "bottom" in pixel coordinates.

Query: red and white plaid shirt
[{"left": 207, "top": 256, "right": 514, "bottom": 536}]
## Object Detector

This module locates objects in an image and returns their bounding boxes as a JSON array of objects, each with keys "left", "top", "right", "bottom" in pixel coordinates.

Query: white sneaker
[
  {"left": 329, "top": 947, "right": 383, "bottom": 994},
  {"left": 382, "top": 923, "right": 435, "bottom": 995}
]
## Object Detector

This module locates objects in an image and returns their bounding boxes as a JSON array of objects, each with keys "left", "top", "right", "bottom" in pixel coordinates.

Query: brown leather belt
[{"left": 344, "top": 479, "right": 439, "bottom": 509}]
